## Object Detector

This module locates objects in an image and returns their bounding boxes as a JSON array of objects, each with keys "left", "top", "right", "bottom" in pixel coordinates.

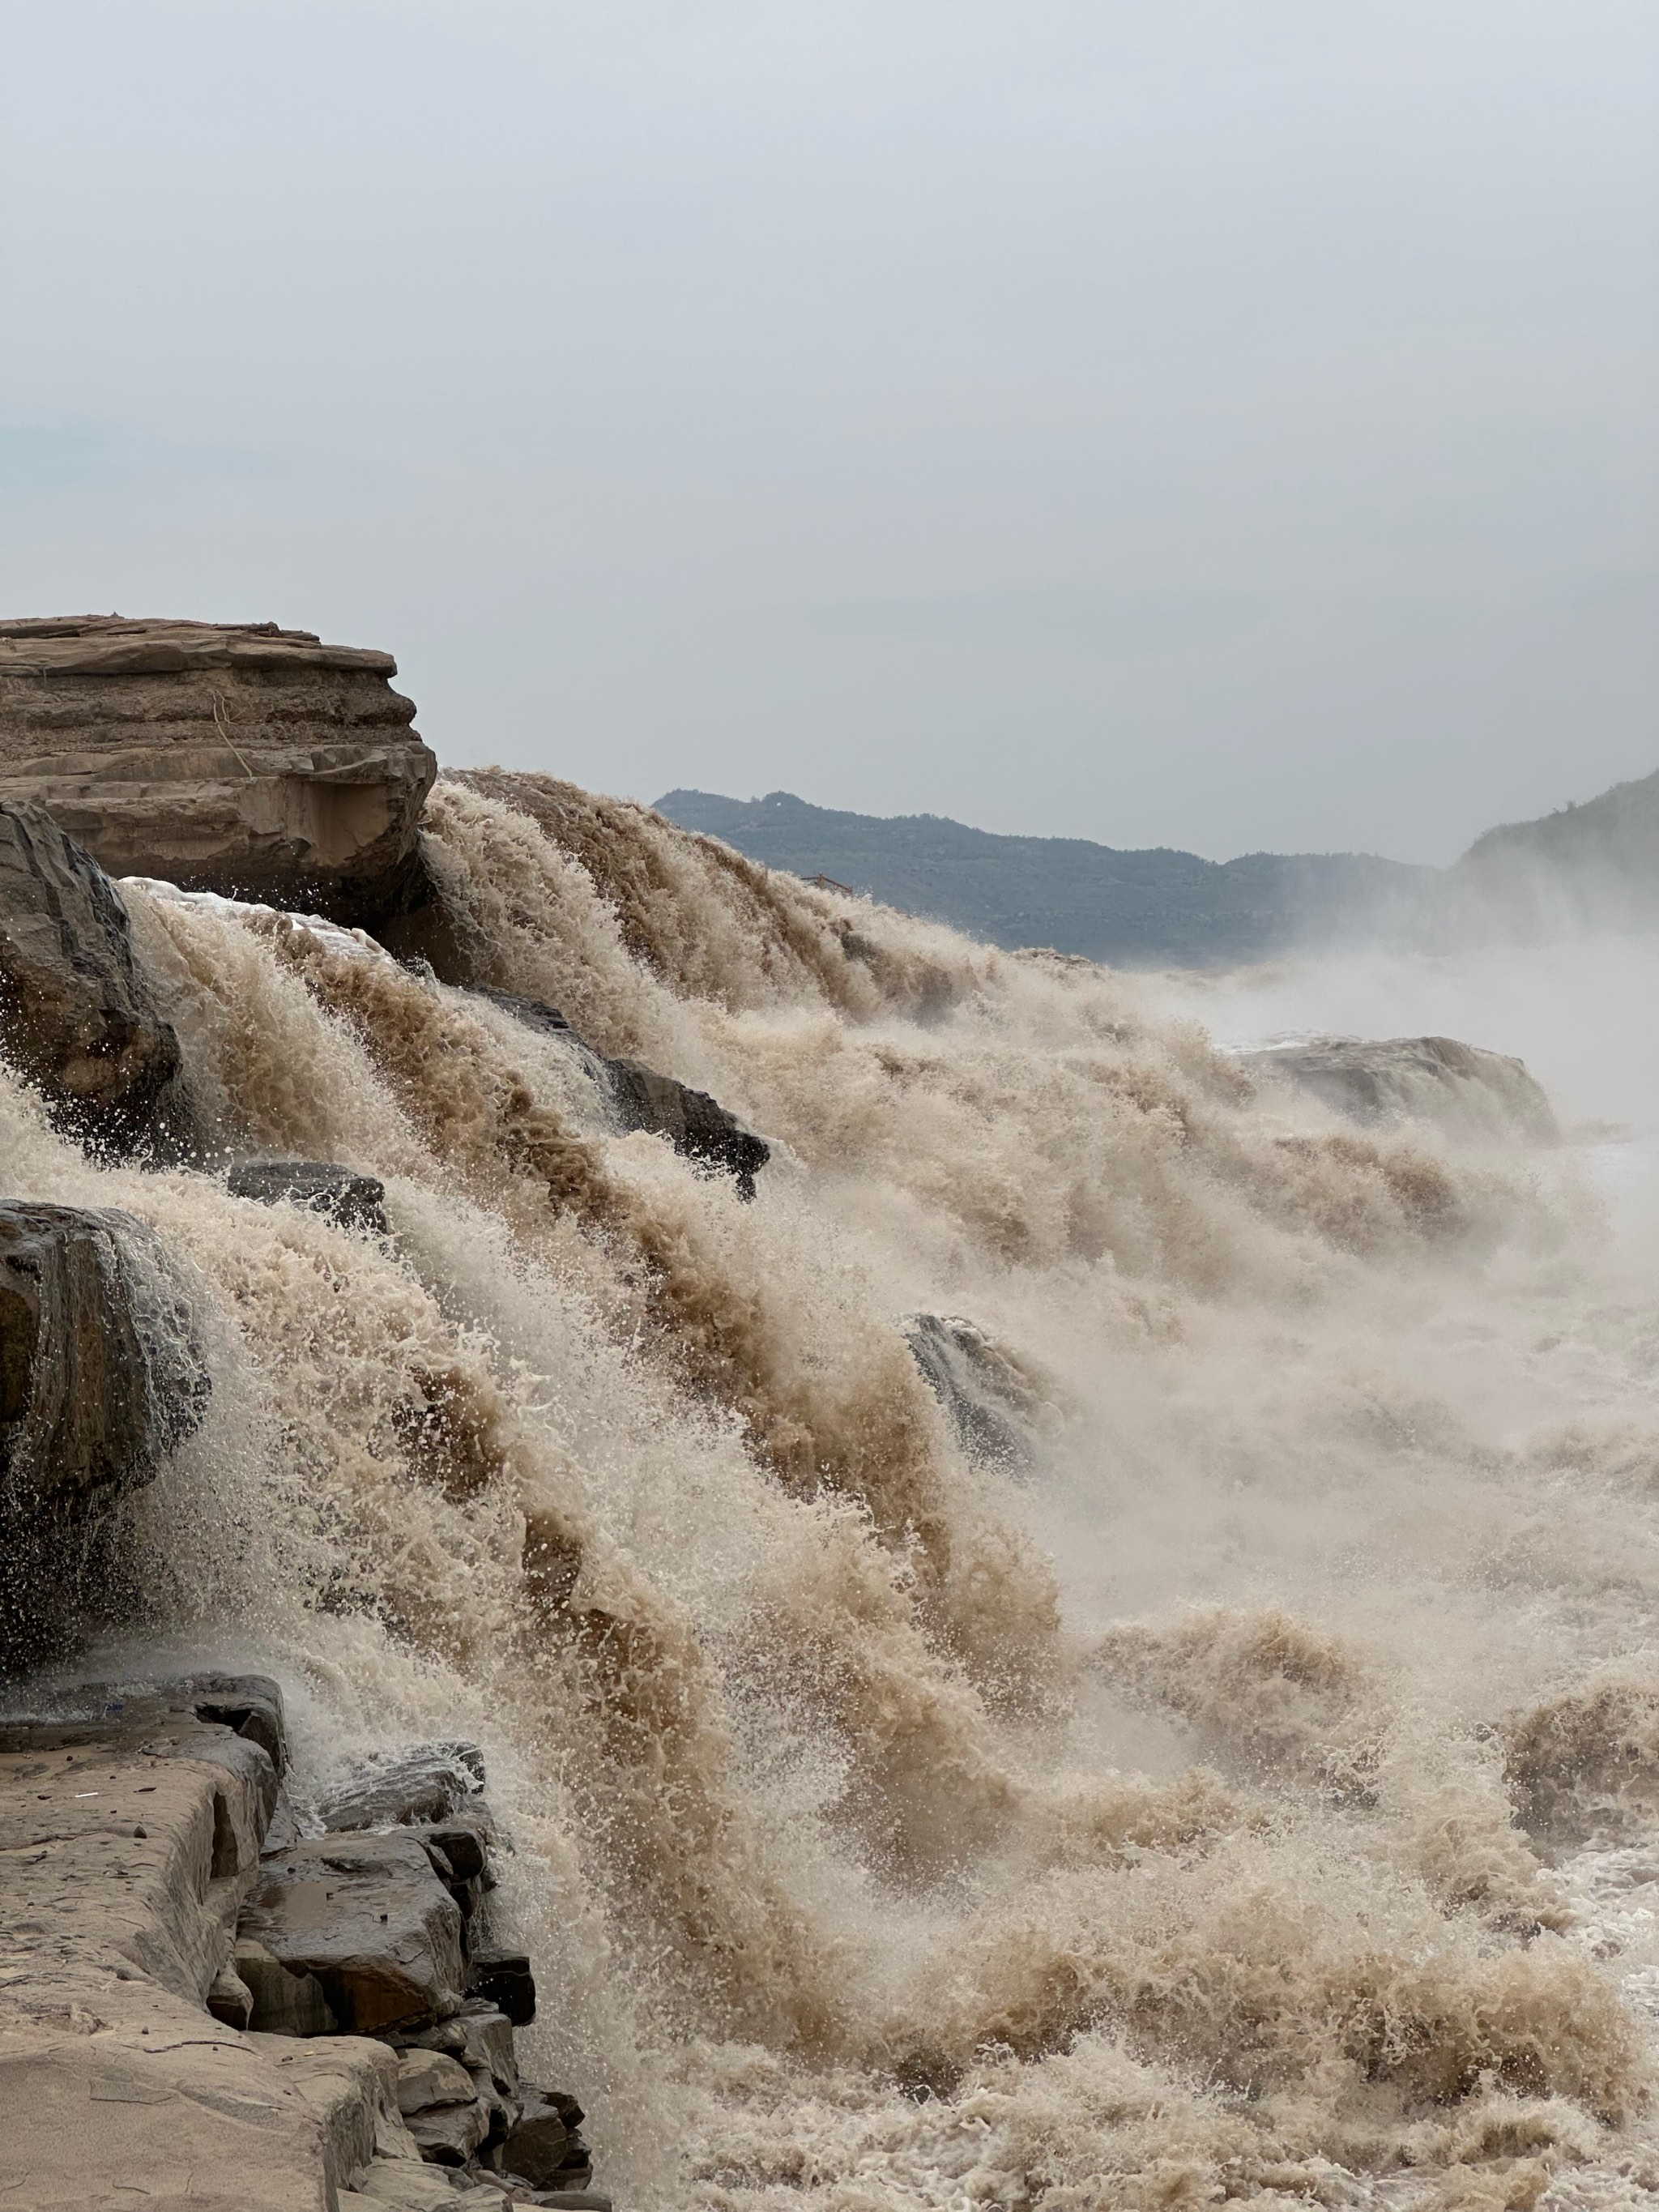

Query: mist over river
[{"left": 9, "top": 778, "right": 1659, "bottom": 2211}]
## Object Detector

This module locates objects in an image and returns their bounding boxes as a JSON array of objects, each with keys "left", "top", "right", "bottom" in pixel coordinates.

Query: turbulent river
[{"left": 7, "top": 774, "right": 1659, "bottom": 2212}]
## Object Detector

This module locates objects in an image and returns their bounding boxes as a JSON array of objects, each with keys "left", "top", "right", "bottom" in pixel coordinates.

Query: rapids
[{"left": 7, "top": 771, "right": 1659, "bottom": 2210}]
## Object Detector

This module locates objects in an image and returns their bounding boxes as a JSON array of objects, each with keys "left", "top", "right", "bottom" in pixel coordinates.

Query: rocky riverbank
[{"left": 0, "top": 1672, "right": 599, "bottom": 2208}]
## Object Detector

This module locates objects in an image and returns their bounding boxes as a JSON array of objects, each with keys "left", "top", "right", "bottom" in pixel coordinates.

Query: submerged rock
[
  {"left": 0, "top": 616, "right": 437, "bottom": 927},
  {"left": 904, "top": 1313, "right": 1047, "bottom": 1475},
  {"left": 605, "top": 1054, "right": 770, "bottom": 1199},
  {"left": 1239, "top": 1033, "right": 1559, "bottom": 1142},
  {"left": 228, "top": 1158, "right": 390, "bottom": 1236},
  {"left": 0, "top": 800, "right": 188, "bottom": 1152}
]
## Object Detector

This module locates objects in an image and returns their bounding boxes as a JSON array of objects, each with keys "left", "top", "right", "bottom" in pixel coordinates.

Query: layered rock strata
[
  {"left": 0, "top": 1677, "right": 604, "bottom": 2210},
  {"left": 0, "top": 618, "right": 437, "bottom": 926}
]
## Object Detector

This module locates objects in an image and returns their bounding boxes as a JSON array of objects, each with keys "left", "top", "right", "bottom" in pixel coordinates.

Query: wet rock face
[
  {"left": 1239, "top": 1034, "right": 1559, "bottom": 1143},
  {"left": 318, "top": 1741, "right": 488, "bottom": 1832},
  {"left": 0, "top": 1202, "right": 209, "bottom": 1509},
  {"left": 0, "top": 1202, "right": 210, "bottom": 1667},
  {"left": 0, "top": 801, "right": 187, "bottom": 1151},
  {"left": 0, "top": 617, "right": 437, "bottom": 926}
]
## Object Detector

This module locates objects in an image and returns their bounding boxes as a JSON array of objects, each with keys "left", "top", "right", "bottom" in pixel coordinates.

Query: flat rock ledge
[{"left": 0, "top": 1676, "right": 606, "bottom": 2212}]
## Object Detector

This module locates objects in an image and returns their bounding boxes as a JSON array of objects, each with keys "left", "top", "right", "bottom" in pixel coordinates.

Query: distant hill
[
  {"left": 653, "top": 788, "right": 1429, "bottom": 965},
  {"left": 1454, "top": 767, "right": 1659, "bottom": 930},
  {"left": 654, "top": 771, "right": 1659, "bottom": 965}
]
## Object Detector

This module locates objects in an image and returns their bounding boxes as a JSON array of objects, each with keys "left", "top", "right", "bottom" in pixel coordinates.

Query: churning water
[{"left": 8, "top": 773, "right": 1659, "bottom": 2211}]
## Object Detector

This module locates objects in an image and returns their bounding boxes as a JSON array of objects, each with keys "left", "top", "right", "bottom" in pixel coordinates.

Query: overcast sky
[{"left": 2, "top": 2, "right": 1655, "bottom": 863}]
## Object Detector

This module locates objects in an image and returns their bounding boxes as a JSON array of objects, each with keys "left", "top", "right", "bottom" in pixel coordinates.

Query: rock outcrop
[
  {"left": 0, "top": 1680, "right": 332, "bottom": 2210},
  {"left": 0, "top": 801, "right": 189, "bottom": 1152},
  {"left": 0, "top": 1202, "right": 210, "bottom": 1668},
  {"left": 0, "top": 617, "right": 437, "bottom": 927},
  {"left": 0, "top": 1678, "right": 605, "bottom": 2210},
  {"left": 1239, "top": 1034, "right": 1559, "bottom": 1144},
  {"left": 478, "top": 989, "right": 771, "bottom": 1198}
]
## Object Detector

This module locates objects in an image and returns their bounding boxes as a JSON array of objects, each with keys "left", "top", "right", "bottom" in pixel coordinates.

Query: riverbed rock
[
  {"left": 0, "top": 1205, "right": 211, "bottom": 1666},
  {"left": 0, "top": 801, "right": 188, "bottom": 1151},
  {"left": 249, "top": 2030, "right": 422, "bottom": 2177},
  {"left": 352, "top": 2162, "right": 494, "bottom": 2210},
  {"left": 228, "top": 1158, "right": 390, "bottom": 1236},
  {"left": 237, "top": 1831, "right": 468, "bottom": 2034},
  {"left": 1239, "top": 1034, "right": 1559, "bottom": 1143},
  {"left": 0, "top": 616, "right": 437, "bottom": 926},
  {"left": 606, "top": 1055, "right": 770, "bottom": 1198}
]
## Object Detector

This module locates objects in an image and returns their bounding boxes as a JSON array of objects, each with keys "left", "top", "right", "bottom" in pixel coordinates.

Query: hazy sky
[{"left": 2, "top": 2, "right": 1655, "bottom": 863}]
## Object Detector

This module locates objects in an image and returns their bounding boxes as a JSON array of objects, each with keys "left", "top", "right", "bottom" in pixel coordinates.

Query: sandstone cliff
[{"left": 0, "top": 617, "right": 436, "bottom": 925}]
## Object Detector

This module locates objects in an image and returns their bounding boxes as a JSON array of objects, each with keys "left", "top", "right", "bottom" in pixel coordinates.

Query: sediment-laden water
[{"left": 7, "top": 773, "right": 1659, "bottom": 2210}]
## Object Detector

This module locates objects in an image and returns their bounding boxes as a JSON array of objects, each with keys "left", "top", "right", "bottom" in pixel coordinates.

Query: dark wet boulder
[
  {"left": 0, "top": 801, "right": 189, "bottom": 1153},
  {"left": 904, "top": 1314, "right": 1046, "bottom": 1475},
  {"left": 474, "top": 987, "right": 574, "bottom": 1036},
  {"left": 0, "top": 1204, "right": 210, "bottom": 1667},
  {"left": 475, "top": 986, "right": 771, "bottom": 1198},
  {"left": 0, "top": 1203, "right": 208, "bottom": 1507},
  {"left": 604, "top": 1056, "right": 770, "bottom": 1199},
  {"left": 501, "top": 2089, "right": 591, "bottom": 2189},
  {"left": 1239, "top": 1034, "right": 1559, "bottom": 1143},
  {"left": 237, "top": 1830, "right": 467, "bottom": 2035},
  {"left": 228, "top": 1159, "right": 390, "bottom": 1236}
]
